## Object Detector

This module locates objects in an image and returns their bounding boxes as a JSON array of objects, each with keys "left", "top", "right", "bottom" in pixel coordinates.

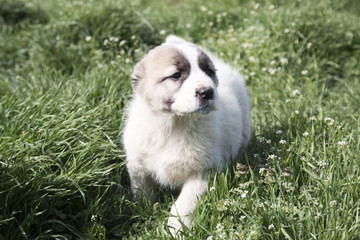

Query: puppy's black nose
[{"left": 197, "top": 87, "right": 215, "bottom": 100}]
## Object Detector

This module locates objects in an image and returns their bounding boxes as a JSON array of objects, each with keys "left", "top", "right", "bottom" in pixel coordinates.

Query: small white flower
[
  {"left": 268, "top": 224, "right": 274, "bottom": 229},
  {"left": 280, "top": 58, "right": 288, "bottom": 64},
  {"left": 301, "top": 70, "right": 308, "bottom": 75},
  {"left": 325, "top": 117, "right": 334, "bottom": 126},
  {"left": 284, "top": 28, "right": 290, "bottom": 33},
  {"left": 276, "top": 130, "right": 283, "bottom": 135},
  {"left": 254, "top": 3, "right": 260, "bottom": 9},
  {"left": 270, "top": 60, "right": 276, "bottom": 65},
  {"left": 97, "top": 63, "right": 103, "bottom": 68},
  {"left": 303, "top": 131, "right": 309, "bottom": 136},
  {"left": 186, "top": 23, "right": 192, "bottom": 28},
  {"left": 269, "top": 5, "right": 275, "bottom": 10},
  {"left": 209, "top": 22, "right": 214, "bottom": 26},
  {"left": 249, "top": 56, "right": 256, "bottom": 62},
  {"left": 240, "top": 215, "right": 246, "bottom": 221},
  {"left": 338, "top": 141, "right": 346, "bottom": 147},
  {"left": 268, "top": 154, "right": 276, "bottom": 160},
  {"left": 261, "top": 67, "right": 267, "bottom": 72},
  {"left": 309, "top": 116, "right": 316, "bottom": 121},
  {"left": 259, "top": 168, "right": 266, "bottom": 176},
  {"left": 295, "top": 110, "right": 300, "bottom": 114},
  {"left": 285, "top": 99, "right": 291, "bottom": 103},
  {"left": 250, "top": 72, "right": 256, "bottom": 76},
  {"left": 292, "top": 89, "right": 301, "bottom": 96},
  {"left": 103, "top": 39, "right": 109, "bottom": 46},
  {"left": 85, "top": 36, "right": 92, "bottom": 42},
  {"left": 209, "top": 186, "right": 215, "bottom": 192},
  {"left": 329, "top": 200, "right": 337, "bottom": 207},
  {"left": 206, "top": 236, "right": 214, "bottom": 240},
  {"left": 119, "top": 40, "right": 126, "bottom": 47},
  {"left": 207, "top": 10, "right": 213, "bottom": 15},
  {"left": 279, "top": 140, "right": 286, "bottom": 145},
  {"left": 266, "top": 139, "right": 272, "bottom": 144},
  {"left": 200, "top": 5, "right": 207, "bottom": 12},
  {"left": 306, "top": 42, "right": 312, "bottom": 49},
  {"left": 159, "top": 30, "right": 166, "bottom": 35},
  {"left": 268, "top": 68, "right": 276, "bottom": 75},
  {"left": 241, "top": 190, "right": 249, "bottom": 198}
]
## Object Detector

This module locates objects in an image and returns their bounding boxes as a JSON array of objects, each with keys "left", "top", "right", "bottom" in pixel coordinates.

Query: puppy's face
[{"left": 132, "top": 38, "right": 218, "bottom": 115}]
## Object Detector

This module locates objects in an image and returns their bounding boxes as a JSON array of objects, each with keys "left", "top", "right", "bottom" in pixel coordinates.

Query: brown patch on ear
[{"left": 131, "top": 61, "right": 144, "bottom": 90}]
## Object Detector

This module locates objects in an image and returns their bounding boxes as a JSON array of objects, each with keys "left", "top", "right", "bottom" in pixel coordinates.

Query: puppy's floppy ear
[
  {"left": 165, "top": 35, "right": 188, "bottom": 45},
  {"left": 131, "top": 61, "right": 144, "bottom": 91}
]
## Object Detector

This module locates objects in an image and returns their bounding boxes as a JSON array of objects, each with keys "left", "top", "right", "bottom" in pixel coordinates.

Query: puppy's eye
[{"left": 169, "top": 72, "right": 182, "bottom": 80}]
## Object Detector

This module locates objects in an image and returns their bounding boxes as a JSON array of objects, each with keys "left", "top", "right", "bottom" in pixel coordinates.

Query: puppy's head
[{"left": 131, "top": 36, "right": 218, "bottom": 116}]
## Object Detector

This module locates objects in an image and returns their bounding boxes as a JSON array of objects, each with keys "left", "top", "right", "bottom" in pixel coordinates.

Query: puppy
[{"left": 123, "top": 35, "right": 251, "bottom": 233}]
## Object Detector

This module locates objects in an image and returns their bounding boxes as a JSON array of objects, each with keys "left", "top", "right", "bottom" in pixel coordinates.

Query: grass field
[{"left": 1, "top": 0, "right": 360, "bottom": 239}]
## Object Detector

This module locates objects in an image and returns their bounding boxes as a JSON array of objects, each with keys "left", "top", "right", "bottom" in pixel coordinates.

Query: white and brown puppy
[{"left": 123, "top": 35, "right": 251, "bottom": 233}]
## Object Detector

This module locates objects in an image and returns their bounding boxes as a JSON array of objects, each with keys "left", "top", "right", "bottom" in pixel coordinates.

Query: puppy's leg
[
  {"left": 168, "top": 172, "right": 208, "bottom": 234},
  {"left": 127, "top": 161, "right": 158, "bottom": 202}
]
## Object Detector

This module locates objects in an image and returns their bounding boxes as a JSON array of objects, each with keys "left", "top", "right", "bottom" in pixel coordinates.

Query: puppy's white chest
[{"left": 142, "top": 131, "right": 213, "bottom": 187}]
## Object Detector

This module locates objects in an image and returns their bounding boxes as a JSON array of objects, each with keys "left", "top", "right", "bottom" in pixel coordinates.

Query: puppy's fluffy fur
[{"left": 123, "top": 36, "right": 251, "bottom": 233}]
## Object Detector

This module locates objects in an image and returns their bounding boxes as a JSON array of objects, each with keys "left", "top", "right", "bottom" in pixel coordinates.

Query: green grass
[{"left": 1, "top": 0, "right": 359, "bottom": 239}]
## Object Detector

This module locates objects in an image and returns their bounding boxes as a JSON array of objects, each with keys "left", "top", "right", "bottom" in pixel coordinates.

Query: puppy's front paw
[
  {"left": 168, "top": 216, "right": 182, "bottom": 236},
  {"left": 167, "top": 214, "right": 192, "bottom": 237}
]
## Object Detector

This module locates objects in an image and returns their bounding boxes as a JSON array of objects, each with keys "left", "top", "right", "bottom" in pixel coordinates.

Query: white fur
[{"left": 123, "top": 36, "right": 251, "bottom": 234}]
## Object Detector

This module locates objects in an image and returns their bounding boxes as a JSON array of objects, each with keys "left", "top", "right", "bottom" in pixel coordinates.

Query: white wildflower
[
  {"left": 186, "top": 23, "right": 192, "bottom": 28},
  {"left": 338, "top": 141, "right": 346, "bottom": 147},
  {"left": 325, "top": 117, "right": 334, "bottom": 126},
  {"left": 301, "top": 70, "right": 308, "bottom": 75},
  {"left": 329, "top": 200, "right": 337, "bottom": 207},
  {"left": 85, "top": 36, "right": 92, "bottom": 42},
  {"left": 200, "top": 5, "right": 207, "bottom": 12},
  {"left": 306, "top": 42, "right": 312, "bottom": 49},
  {"left": 303, "top": 131, "right": 309, "bottom": 136},
  {"left": 118, "top": 40, "right": 126, "bottom": 47},
  {"left": 268, "top": 224, "right": 275, "bottom": 229},
  {"left": 276, "top": 130, "right": 283, "bottom": 135},
  {"left": 284, "top": 28, "right": 290, "bottom": 33},
  {"left": 280, "top": 58, "right": 288, "bottom": 64},
  {"left": 295, "top": 110, "right": 300, "bottom": 114},
  {"left": 249, "top": 56, "right": 256, "bottom": 62},
  {"left": 259, "top": 168, "right": 266, "bottom": 176},
  {"left": 279, "top": 140, "right": 286, "bottom": 145},
  {"left": 269, "top": 5, "right": 275, "bottom": 10},
  {"left": 268, "top": 68, "right": 276, "bottom": 75},
  {"left": 292, "top": 89, "right": 301, "bottom": 97},
  {"left": 159, "top": 30, "right": 166, "bottom": 35},
  {"left": 309, "top": 116, "right": 316, "bottom": 121},
  {"left": 285, "top": 99, "right": 291, "bottom": 103},
  {"left": 270, "top": 60, "right": 276, "bottom": 65}
]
